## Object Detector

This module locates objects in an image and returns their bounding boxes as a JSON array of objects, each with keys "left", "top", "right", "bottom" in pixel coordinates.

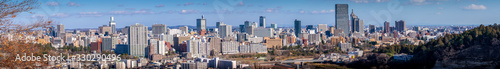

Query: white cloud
[
  {"left": 67, "top": 2, "right": 81, "bottom": 6},
  {"left": 50, "top": 13, "right": 70, "bottom": 18},
  {"left": 179, "top": 10, "right": 199, "bottom": 14},
  {"left": 463, "top": 4, "right": 487, "bottom": 10},
  {"left": 31, "top": 14, "right": 46, "bottom": 18},
  {"left": 45, "top": 2, "right": 59, "bottom": 6}
]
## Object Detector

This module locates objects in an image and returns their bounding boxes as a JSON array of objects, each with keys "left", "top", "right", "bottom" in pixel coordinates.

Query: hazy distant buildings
[
  {"left": 129, "top": 23, "right": 148, "bottom": 57},
  {"left": 294, "top": 19, "right": 301, "bottom": 37},
  {"left": 335, "top": 4, "right": 349, "bottom": 35},
  {"left": 259, "top": 16, "right": 266, "bottom": 27},
  {"left": 395, "top": 20, "right": 405, "bottom": 32}
]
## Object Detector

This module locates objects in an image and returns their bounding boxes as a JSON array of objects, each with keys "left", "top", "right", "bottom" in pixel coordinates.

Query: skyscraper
[
  {"left": 152, "top": 24, "right": 167, "bottom": 37},
  {"left": 395, "top": 20, "right": 405, "bottom": 32},
  {"left": 197, "top": 15, "right": 206, "bottom": 32},
  {"left": 351, "top": 9, "right": 364, "bottom": 34},
  {"left": 109, "top": 16, "right": 116, "bottom": 34},
  {"left": 271, "top": 23, "right": 277, "bottom": 29},
  {"left": 294, "top": 19, "right": 301, "bottom": 37},
  {"left": 384, "top": 21, "right": 390, "bottom": 33},
  {"left": 259, "top": 16, "right": 266, "bottom": 27},
  {"left": 57, "top": 24, "right": 65, "bottom": 37},
  {"left": 239, "top": 25, "right": 245, "bottom": 33},
  {"left": 219, "top": 24, "right": 232, "bottom": 38},
  {"left": 128, "top": 23, "right": 148, "bottom": 57},
  {"left": 335, "top": 4, "right": 349, "bottom": 35},
  {"left": 216, "top": 22, "right": 224, "bottom": 29},
  {"left": 245, "top": 21, "right": 255, "bottom": 35},
  {"left": 48, "top": 26, "right": 56, "bottom": 37},
  {"left": 306, "top": 25, "right": 314, "bottom": 31},
  {"left": 369, "top": 24, "right": 376, "bottom": 33},
  {"left": 317, "top": 24, "right": 328, "bottom": 33}
]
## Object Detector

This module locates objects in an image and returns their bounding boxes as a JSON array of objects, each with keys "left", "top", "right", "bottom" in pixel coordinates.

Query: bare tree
[{"left": 0, "top": 0, "right": 53, "bottom": 68}]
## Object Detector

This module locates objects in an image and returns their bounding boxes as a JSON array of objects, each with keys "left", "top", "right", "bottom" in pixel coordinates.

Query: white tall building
[
  {"left": 109, "top": 16, "right": 116, "bottom": 34},
  {"left": 128, "top": 23, "right": 148, "bottom": 57},
  {"left": 187, "top": 38, "right": 200, "bottom": 57},
  {"left": 157, "top": 40, "right": 166, "bottom": 55}
]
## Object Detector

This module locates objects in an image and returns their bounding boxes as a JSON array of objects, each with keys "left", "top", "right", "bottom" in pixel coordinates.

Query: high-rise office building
[
  {"left": 369, "top": 24, "right": 376, "bottom": 33},
  {"left": 101, "top": 36, "right": 115, "bottom": 52},
  {"left": 294, "top": 19, "right": 301, "bottom": 37},
  {"left": 395, "top": 20, "right": 405, "bottom": 32},
  {"left": 98, "top": 25, "right": 112, "bottom": 35},
  {"left": 152, "top": 24, "right": 167, "bottom": 37},
  {"left": 306, "top": 25, "right": 314, "bottom": 31},
  {"left": 48, "top": 26, "right": 56, "bottom": 37},
  {"left": 219, "top": 24, "right": 232, "bottom": 38},
  {"left": 351, "top": 9, "right": 364, "bottom": 34},
  {"left": 197, "top": 15, "right": 206, "bottom": 32},
  {"left": 239, "top": 25, "right": 245, "bottom": 33},
  {"left": 384, "top": 21, "right": 390, "bottom": 33},
  {"left": 335, "top": 4, "right": 349, "bottom": 35},
  {"left": 128, "top": 23, "right": 148, "bottom": 57},
  {"left": 245, "top": 25, "right": 255, "bottom": 35},
  {"left": 270, "top": 23, "right": 277, "bottom": 29},
  {"left": 216, "top": 22, "right": 224, "bottom": 29},
  {"left": 57, "top": 24, "right": 65, "bottom": 37},
  {"left": 109, "top": 16, "right": 116, "bottom": 34},
  {"left": 259, "top": 16, "right": 266, "bottom": 27},
  {"left": 317, "top": 24, "right": 328, "bottom": 33}
]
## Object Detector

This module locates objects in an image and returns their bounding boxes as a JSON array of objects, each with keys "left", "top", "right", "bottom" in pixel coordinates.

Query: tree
[{"left": 0, "top": 0, "right": 53, "bottom": 68}]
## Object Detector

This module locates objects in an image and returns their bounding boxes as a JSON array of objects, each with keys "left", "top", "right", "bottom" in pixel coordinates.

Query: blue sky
[{"left": 15, "top": 0, "right": 500, "bottom": 29}]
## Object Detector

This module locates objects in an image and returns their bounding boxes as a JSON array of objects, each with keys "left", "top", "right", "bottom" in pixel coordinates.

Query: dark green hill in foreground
[{"left": 349, "top": 24, "right": 500, "bottom": 69}]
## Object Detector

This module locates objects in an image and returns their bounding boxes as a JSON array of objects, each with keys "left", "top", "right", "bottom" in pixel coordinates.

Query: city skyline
[{"left": 12, "top": 0, "right": 500, "bottom": 29}]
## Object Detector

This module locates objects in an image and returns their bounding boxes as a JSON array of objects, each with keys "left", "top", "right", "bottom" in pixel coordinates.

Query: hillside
[{"left": 348, "top": 24, "right": 500, "bottom": 69}]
